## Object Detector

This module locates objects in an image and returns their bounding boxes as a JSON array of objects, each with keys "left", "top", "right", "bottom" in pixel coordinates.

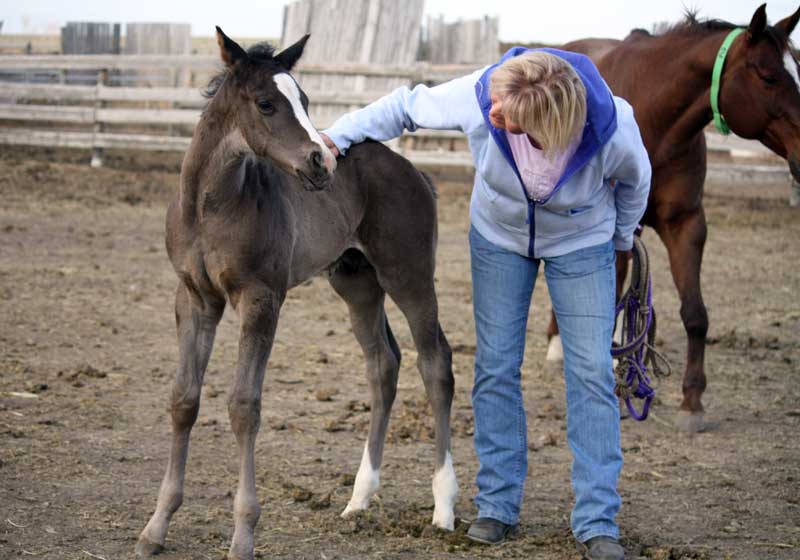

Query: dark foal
[
  {"left": 548, "top": 4, "right": 800, "bottom": 432},
  {"left": 135, "top": 29, "right": 457, "bottom": 560}
]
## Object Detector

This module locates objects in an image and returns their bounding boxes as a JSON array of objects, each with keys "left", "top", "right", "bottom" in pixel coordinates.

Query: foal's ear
[
  {"left": 776, "top": 6, "right": 800, "bottom": 37},
  {"left": 216, "top": 26, "right": 247, "bottom": 67},
  {"left": 275, "top": 34, "right": 310, "bottom": 71},
  {"left": 747, "top": 4, "right": 768, "bottom": 44}
]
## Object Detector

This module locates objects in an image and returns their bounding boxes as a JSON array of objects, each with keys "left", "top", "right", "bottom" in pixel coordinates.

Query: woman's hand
[{"left": 320, "top": 133, "right": 340, "bottom": 158}]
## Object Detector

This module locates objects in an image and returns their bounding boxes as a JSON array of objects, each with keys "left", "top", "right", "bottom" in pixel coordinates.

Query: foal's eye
[
  {"left": 256, "top": 99, "right": 275, "bottom": 115},
  {"left": 760, "top": 74, "right": 777, "bottom": 85}
]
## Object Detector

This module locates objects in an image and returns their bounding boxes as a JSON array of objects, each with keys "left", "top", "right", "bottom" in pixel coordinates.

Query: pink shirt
[{"left": 506, "top": 131, "right": 580, "bottom": 202}]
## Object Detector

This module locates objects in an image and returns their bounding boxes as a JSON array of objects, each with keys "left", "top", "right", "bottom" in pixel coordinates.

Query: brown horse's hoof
[
  {"left": 135, "top": 538, "right": 164, "bottom": 557},
  {"left": 675, "top": 410, "right": 706, "bottom": 433}
]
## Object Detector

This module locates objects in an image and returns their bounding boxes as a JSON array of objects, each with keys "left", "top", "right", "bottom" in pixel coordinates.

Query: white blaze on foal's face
[
  {"left": 272, "top": 73, "right": 337, "bottom": 173},
  {"left": 784, "top": 49, "right": 800, "bottom": 93}
]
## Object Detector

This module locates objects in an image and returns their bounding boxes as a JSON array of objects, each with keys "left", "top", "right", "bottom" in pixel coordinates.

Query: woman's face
[
  {"left": 489, "top": 94, "right": 525, "bottom": 134},
  {"left": 489, "top": 93, "right": 542, "bottom": 148}
]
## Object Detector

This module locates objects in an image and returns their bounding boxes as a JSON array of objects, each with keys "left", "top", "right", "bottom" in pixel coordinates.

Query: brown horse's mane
[
  {"left": 639, "top": 10, "right": 791, "bottom": 50},
  {"left": 204, "top": 42, "right": 279, "bottom": 100}
]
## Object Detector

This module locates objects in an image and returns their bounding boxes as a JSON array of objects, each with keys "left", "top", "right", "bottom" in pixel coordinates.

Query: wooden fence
[
  {"left": 423, "top": 15, "right": 499, "bottom": 65},
  {"left": 0, "top": 54, "right": 477, "bottom": 168},
  {"left": 0, "top": 54, "right": 782, "bottom": 176},
  {"left": 281, "top": 0, "right": 425, "bottom": 126}
]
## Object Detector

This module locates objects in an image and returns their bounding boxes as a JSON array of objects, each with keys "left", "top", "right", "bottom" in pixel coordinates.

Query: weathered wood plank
[
  {"left": 0, "top": 128, "right": 192, "bottom": 150},
  {"left": 0, "top": 103, "right": 201, "bottom": 125},
  {"left": 0, "top": 83, "right": 98, "bottom": 100},
  {"left": 96, "top": 107, "right": 201, "bottom": 124},
  {"left": 0, "top": 54, "right": 219, "bottom": 70},
  {"left": 0, "top": 83, "right": 401, "bottom": 107},
  {"left": 0, "top": 55, "right": 477, "bottom": 82},
  {"left": 0, "top": 104, "right": 94, "bottom": 123},
  {"left": 97, "top": 86, "right": 204, "bottom": 103},
  {"left": 93, "top": 132, "right": 191, "bottom": 150},
  {"left": 0, "top": 126, "right": 469, "bottom": 162},
  {"left": 0, "top": 128, "right": 95, "bottom": 148}
]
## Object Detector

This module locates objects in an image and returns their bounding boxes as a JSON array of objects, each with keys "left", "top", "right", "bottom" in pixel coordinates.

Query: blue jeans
[{"left": 469, "top": 226, "right": 622, "bottom": 543}]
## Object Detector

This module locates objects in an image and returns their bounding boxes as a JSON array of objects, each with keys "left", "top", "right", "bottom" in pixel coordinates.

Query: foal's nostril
[{"left": 310, "top": 150, "right": 324, "bottom": 170}]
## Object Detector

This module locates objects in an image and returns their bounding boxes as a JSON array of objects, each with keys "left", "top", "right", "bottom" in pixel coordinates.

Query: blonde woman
[{"left": 321, "top": 48, "right": 651, "bottom": 560}]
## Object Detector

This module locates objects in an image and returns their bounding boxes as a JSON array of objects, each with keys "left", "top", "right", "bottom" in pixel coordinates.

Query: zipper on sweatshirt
[{"left": 527, "top": 199, "right": 536, "bottom": 257}]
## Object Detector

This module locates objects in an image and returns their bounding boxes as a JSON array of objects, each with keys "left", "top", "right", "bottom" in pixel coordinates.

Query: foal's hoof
[
  {"left": 432, "top": 509, "right": 455, "bottom": 531},
  {"left": 134, "top": 538, "right": 164, "bottom": 557},
  {"left": 675, "top": 410, "right": 706, "bottom": 433},
  {"left": 341, "top": 502, "right": 368, "bottom": 518}
]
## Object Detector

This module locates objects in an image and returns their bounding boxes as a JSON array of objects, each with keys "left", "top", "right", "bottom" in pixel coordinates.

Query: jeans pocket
[{"left": 544, "top": 240, "right": 615, "bottom": 279}]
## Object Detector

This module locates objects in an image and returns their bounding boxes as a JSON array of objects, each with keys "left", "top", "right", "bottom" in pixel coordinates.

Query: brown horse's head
[
  {"left": 211, "top": 28, "right": 336, "bottom": 191},
  {"left": 719, "top": 4, "right": 800, "bottom": 180}
]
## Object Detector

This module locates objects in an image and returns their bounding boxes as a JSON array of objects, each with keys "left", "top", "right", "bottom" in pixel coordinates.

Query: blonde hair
[{"left": 490, "top": 51, "right": 587, "bottom": 156}]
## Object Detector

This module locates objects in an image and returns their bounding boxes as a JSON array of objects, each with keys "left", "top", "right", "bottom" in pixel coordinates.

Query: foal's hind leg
[
  {"left": 382, "top": 277, "right": 458, "bottom": 530},
  {"left": 328, "top": 255, "right": 401, "bottom": 516},
  {"left": 136, "top": 283, "right": 224, "bottom": 556}
]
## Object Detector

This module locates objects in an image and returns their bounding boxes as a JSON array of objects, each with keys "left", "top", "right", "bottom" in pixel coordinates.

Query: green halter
[{"left": 711, "top": 28, "right": 746, "bottom": 135}]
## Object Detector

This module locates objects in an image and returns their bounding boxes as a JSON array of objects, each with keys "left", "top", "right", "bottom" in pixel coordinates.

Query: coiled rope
[{"left": 612, "top": 234, "right": 671, "bottom": 420}]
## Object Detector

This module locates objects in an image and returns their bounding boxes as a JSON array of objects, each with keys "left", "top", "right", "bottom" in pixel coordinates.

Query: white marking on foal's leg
[
  {"left": 431, "top": 451, "right": 458, "bottom": 531},
  {"left": 545, "top": 334, "right": 564, "bottom": 362},
  {"left": 341, "top": 444, "right": 380, "bottom": 517},
  {"left": 784, "top": 50, "right": 800, "bottom": 92},
  {"left": 272, "top": 73, "right": 337, "bottom": 173}
]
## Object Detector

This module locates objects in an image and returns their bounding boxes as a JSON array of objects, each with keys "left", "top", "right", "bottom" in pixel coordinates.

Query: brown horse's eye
[
  {"left": 256, "top": 99, "right": 275, "bottom": 115},
  {"left": 760, "top": 74, "right": 777, "bottom": 85}
]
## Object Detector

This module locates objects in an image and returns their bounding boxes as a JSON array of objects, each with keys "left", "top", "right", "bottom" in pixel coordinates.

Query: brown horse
[
  {"left": 135, "top": 29, "right": 458, "bottom": 560},
  {"left": 550, "top": 4, "right": 800, "bottom": 432}
]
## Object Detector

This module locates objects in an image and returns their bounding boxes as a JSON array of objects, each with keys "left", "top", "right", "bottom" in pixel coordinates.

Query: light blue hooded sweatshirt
[{"left": 324, "top": 47, "right": 652, "bottom": 258}]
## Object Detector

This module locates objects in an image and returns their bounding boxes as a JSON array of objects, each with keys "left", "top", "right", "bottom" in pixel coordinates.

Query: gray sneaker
[{"left": 577, "top": 536, "right": 625, "bottom": 560}]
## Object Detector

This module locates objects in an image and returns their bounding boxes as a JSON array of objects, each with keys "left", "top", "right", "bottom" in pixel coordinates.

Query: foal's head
[
  {"left": 715, "top": 4, "right": 800, "bottom": 179},
  {"left": 210, "top": 28, "right": 337, "bottom": 191}
]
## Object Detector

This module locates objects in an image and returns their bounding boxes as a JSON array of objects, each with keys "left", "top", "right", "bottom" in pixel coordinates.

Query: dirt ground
[{"left": 1, "top": 147, "right": 798, "bottom": 560}]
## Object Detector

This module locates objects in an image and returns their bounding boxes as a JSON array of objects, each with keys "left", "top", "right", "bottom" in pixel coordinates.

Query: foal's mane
[
  {"left": 643, "top": 9, "right": 790, "bottom": 50},
  {"left": 204, "top": 42, "right": 281, "bottom": 100}
]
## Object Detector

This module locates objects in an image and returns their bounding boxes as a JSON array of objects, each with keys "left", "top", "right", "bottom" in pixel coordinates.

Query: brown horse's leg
[
  {"left": 328, "top": 257, "right": 400, "bottom": 518},
  {"left": 227, "top": 286, "right": 282, "bottom": 560},
  {"left": 545, "top": 249, "right": 630, "bottom": 362},
  {"left": 136, "top": 283, "right": 224, "bottom": 556},
  {"left": 655, "top": 207, "right": 708, "bottom": 433}
]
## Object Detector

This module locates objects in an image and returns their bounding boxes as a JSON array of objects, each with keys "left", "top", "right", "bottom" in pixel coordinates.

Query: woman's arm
[
  {"left": 322, "top": 68, "right": 485, "bottom": 156},
  {"left": 604, "top": 98, "right": 652, "bottom": 251}
]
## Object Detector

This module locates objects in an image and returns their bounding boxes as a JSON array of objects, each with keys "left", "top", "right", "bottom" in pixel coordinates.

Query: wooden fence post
[{"left": 91, "top": 68, "right": 107, "bottom": 168}]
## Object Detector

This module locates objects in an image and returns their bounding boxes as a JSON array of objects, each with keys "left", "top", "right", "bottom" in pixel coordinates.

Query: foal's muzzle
[{"left": 297, "top": 149, "right": 333, "bottom": 191}]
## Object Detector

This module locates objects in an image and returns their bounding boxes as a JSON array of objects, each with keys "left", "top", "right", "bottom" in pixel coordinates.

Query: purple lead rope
[{"left": 611, "top": 234, "right": 669, "bottom": 421}]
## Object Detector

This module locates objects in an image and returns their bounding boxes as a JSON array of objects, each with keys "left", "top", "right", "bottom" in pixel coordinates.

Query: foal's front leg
[
  {"left": 136, "top": 284, "right": 224, "bottom": 556},
  {"left": 228, "top": 287, "right": 282, "bottom": 560}
]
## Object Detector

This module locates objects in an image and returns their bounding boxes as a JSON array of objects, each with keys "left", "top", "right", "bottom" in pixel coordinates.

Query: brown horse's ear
[
  {"left": 747, "top": 4, "right": 768, "bottom": 44},
  {"left": 275, "top": 35, "right": 310, "bottom": 71},
  {"left": 216, "top": 26, "right": 247, "bottom": 67},
  {"left": 776, "top": 6, "right": 800, "bottom": 37}
]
